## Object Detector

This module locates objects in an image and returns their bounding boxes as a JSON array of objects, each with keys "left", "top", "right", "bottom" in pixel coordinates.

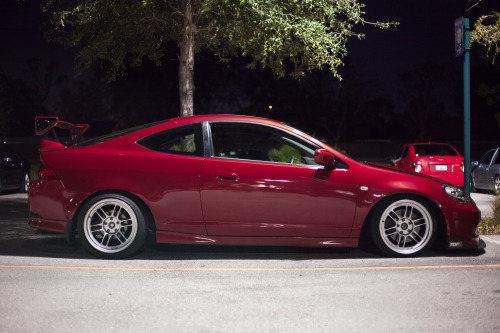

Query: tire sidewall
[
  {"left": 77, "top": 193, "right": 149, "bottom": 259},
  {"left": 19, "top": 173, "right": 29, "bottom": 193}
]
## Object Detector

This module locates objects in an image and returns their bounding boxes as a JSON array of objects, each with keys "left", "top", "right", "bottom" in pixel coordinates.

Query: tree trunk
[{"left": 179, "top": 0, "right": 195, "bottom": 117}]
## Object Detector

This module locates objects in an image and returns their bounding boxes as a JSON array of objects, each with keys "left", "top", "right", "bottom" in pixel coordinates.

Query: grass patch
[
  {"left": 478, "top": 195, "right": 500, "bottom": 235},
  {"left": 478, "top": 217, "right": 500, "bottom": 235},
  {"left": 30, "top": 164, "right": 40, "bottom": 181}
]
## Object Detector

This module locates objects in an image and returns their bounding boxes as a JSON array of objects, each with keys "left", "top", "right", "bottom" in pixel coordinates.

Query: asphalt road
[{"left": 1, "top": 193, "right": 499, "bottom": 332}]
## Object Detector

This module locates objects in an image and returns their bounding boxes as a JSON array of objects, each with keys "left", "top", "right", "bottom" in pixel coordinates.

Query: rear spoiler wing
[{"left": 35, "top": 117, "right": 89, "bottom": 144}]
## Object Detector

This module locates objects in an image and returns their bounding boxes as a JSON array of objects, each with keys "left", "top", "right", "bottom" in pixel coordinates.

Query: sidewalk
[{"left": 471, "top": 192, "right": 495, "bottom": 218}]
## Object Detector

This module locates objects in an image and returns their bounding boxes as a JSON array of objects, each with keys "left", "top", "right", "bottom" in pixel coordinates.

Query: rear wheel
[
  {"left": 19, "top": 173, "right": 29, "bottom": 193},
  {"left": 494, "top": 175, "right": 500, "bottom": 193},
  {"left": 371, "top": 196, "right": 436, "bottom": 256},
  {"left": 77, "top": 193, "right": 149, "bottom": 259}
]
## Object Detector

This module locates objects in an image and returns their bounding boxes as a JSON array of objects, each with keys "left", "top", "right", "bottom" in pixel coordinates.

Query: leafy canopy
[
  {"left": 471, "top": 11, "right": 500, "bottom": 64},
  {"left": 45, "top": 0, "right": 397, "bottom": 80}
]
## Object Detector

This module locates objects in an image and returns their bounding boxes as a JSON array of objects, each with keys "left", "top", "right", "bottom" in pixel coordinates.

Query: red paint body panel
[
  {"left": 28, "top": 115, "right": 481, "bottom": 252},
  {"left": 200, "top": 158, "right": 356, "bottom": 237}
]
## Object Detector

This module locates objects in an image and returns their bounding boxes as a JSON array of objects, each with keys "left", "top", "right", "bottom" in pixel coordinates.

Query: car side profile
[
  {"left": 28, "top": 115, "right": 480, "bottom": 259},
  {"left": 390, "top": 143, "right": 465, "bottom": 187},
  {"left": 0, "top": 146, "right": 30, "bottom": 193},
  {"left": 471, "top": 148, "right": 500, "bottom": 193}
]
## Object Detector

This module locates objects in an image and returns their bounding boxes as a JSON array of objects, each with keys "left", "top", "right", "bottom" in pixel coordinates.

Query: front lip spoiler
[{"left": 447, "top": 236, "right": 483, "bottom": 251}]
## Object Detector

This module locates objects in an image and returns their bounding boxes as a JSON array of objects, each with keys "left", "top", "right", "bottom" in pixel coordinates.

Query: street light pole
[
  {"left": 455, "top": 16, "right": 471, "bottom": 194},
  {"left": 463, "top": 18, "right": 471, "bottom": 195}
]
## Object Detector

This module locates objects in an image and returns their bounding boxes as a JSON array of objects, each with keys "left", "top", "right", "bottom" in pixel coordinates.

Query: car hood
[{"left": 366, "top": 162, "right": 451, "bottom": 185}]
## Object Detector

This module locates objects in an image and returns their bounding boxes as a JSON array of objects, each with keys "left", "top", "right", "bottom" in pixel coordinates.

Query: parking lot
[{"left": 1, "top": 192, "right": 499, "bottom": 332}]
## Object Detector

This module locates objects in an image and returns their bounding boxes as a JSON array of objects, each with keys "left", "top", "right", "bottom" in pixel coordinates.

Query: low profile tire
[
  {"left": 19, "top": 173, "right": 29, "bottom": 193},
  {"left": 77, "top": 193, "right": 149, "bottom": 259},
  {"left": 371, "top": 196, "right": 436, "bottom": 257}
]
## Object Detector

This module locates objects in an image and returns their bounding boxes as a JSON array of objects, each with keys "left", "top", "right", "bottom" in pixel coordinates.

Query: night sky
[{"left": 0, "top": 0, "right": 499, "bottom": 158}]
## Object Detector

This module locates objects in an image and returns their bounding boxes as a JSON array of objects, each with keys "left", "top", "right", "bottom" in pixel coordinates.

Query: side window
[
  {"left": 479, "top": 150, "right": 495, "bottom": 165},
  {"left": 401, "top": 147, "right": 409, "bottom": 158},
  {"left": 209, "top": 122, "right": 319, "bottom": 165},
  {"left": 138, "top": 123, "right": 203, "bottom": 157},
  {"left": 494, "top": 150, "right": 500, "bottom": 165}
]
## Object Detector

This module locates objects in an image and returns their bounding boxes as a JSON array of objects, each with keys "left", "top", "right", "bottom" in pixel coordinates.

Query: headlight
[{"left": 443, "top": 184, "right": 474, "bottom": 204}]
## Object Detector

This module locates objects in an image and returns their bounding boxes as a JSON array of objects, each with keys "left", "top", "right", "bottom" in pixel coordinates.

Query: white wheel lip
[
  {"left": 379, "top": 199, "right": 433, "bottom": 255},
  {"left": 83, "top": 198, "right": 138, "bottom": 254}
]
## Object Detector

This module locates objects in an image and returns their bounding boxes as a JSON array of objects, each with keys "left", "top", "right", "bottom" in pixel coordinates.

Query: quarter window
[{"left": 138, "top": 123, "right": 203, "bottom": 156}]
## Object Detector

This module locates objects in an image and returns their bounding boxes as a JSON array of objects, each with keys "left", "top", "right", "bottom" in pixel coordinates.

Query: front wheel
[
  {"left": 77, "top": 194, "right": 149, "bottom": 259},
  {"left": 371, "top": 196, "right": 436, "bottom": 257},
  {"left": 494, "top": 175, "right": 500, "bottom": 193}
]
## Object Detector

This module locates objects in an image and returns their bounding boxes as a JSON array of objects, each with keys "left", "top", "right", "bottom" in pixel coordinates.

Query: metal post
[{"left": 463, "top": 18, "right": 471, "bottom": 194}]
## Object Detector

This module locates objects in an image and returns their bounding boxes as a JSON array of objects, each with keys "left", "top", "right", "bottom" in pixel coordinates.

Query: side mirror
[
  {"left": 471, "top": 161, "right": 479, "bottom": 167},
  {"left": 314, "top": 149, "right": 335, "bottom": 168}
]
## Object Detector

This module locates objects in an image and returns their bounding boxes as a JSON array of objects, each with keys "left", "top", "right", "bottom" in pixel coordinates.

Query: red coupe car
[
  {"left": 390, "top": 143, "right": 465, "bottom": 187},
  {"left": 29, "top": 115, "right": 480, "bottom": 259}
]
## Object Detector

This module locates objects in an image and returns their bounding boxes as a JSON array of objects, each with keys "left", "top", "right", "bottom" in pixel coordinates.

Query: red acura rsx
[{"left": 29, "top": 115, "right": 481, "bottom": 259}]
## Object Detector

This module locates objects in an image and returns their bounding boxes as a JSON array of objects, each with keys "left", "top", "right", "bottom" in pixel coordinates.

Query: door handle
[{"left": 217, "top": 172, "right": 238, "bottom": 181}]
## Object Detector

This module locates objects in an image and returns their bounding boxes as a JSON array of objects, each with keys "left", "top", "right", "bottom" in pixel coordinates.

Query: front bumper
[{"left": 443, "top": 200, "right": 481, "bottom": 250}]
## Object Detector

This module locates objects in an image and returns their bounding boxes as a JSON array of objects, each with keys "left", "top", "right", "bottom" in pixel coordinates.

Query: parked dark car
[
  {"left": 0, "top": 147, "right": 30, "bottom": 193},
  {"left": 471, "top": 148, "right": 500, "bottom": 193}
]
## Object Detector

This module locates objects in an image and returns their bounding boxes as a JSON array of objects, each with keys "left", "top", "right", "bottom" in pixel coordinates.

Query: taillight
[
  {"left": 413, "top": 161, "right": 422, "bottom": 173},
  {"left": 39, "top": 168, "right": 59, "bottom": 180},
  {"left": 460, "top": 162, "right": 464, "bottom": 172}
]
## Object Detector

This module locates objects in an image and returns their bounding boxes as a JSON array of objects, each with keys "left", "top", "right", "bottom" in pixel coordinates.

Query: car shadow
[{"left": 0, "top": 229, "right": 487, "bottom": 261}]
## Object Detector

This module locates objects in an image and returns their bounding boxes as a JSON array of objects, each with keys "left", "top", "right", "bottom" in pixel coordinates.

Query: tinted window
[
  {"left": 138, "top": 123, "right": 203, "bottom": 157},
  {"left": 76, "top": 120, "right": 167, "bottom": 147},
  {"left": 401, "top": 147, "right": 409, "bottom": 158},
  {"left": 479, "top": 150, "right": 495, "bottom": 165},
  {"left": 494, "top": 150, "right": 500, "bottom": 165},
  {"left": 210, "top": 122, "right": 319, "bottom": 165},
  {"left": 413, "top": 144, "right": 458, "bottom": 156}
]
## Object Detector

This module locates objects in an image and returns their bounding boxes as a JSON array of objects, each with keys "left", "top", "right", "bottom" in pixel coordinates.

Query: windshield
[{"left": 75, "top": 119, "right": 167, "bottom": 147}]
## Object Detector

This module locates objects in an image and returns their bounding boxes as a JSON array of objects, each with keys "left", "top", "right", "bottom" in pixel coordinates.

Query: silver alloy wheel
[
  {"left": 22, "top": 173, "right": 29, "bottom": 192},
  {"left": 495, "top": 175, "right": 500, "bottom": 193},
  {"left": 378, "top": 199, "right": 433, "bottom": 255},
  {"left": 83, "top": 198, "right": 138, "bottom": 253}
]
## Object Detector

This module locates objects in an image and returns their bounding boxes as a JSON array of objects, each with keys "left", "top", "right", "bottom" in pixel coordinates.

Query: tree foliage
[
  {"left": 44, "top": 0, "right": 396, "bottom": 117},
  {"left": 471, "top": 11, "right": 500, "bottom": 64}
]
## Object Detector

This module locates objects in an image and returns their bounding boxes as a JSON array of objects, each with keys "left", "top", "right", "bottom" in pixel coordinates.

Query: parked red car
[
  {"left": 29, "top": 116, "right": 480, "bottom": 259},
  {"left": 390, "top": 143, "right": 465, "bottom": 187}
]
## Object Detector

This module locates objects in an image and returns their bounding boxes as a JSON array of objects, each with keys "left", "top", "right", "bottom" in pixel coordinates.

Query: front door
[{"left": 200, "top": 122, "right": 357, "bottom": 238}]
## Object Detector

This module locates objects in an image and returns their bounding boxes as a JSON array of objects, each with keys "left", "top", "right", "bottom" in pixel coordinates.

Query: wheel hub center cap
[{"left": 103, "top": 218, "right": 119, "bottom": 234}]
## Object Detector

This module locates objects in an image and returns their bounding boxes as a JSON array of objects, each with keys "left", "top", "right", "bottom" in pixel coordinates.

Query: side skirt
[{"left": 156, "top": 230, "right": 358, "bottom": 248}]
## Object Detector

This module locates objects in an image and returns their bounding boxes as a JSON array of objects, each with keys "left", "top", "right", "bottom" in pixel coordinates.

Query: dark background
[{"left": 0, "top": 0, "right": 499, "bottom": 161}]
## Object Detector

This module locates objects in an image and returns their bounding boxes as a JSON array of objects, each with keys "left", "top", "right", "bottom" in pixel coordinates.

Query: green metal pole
[{"left": 463, "top": 18, "right": 471, "bottom": 194}]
